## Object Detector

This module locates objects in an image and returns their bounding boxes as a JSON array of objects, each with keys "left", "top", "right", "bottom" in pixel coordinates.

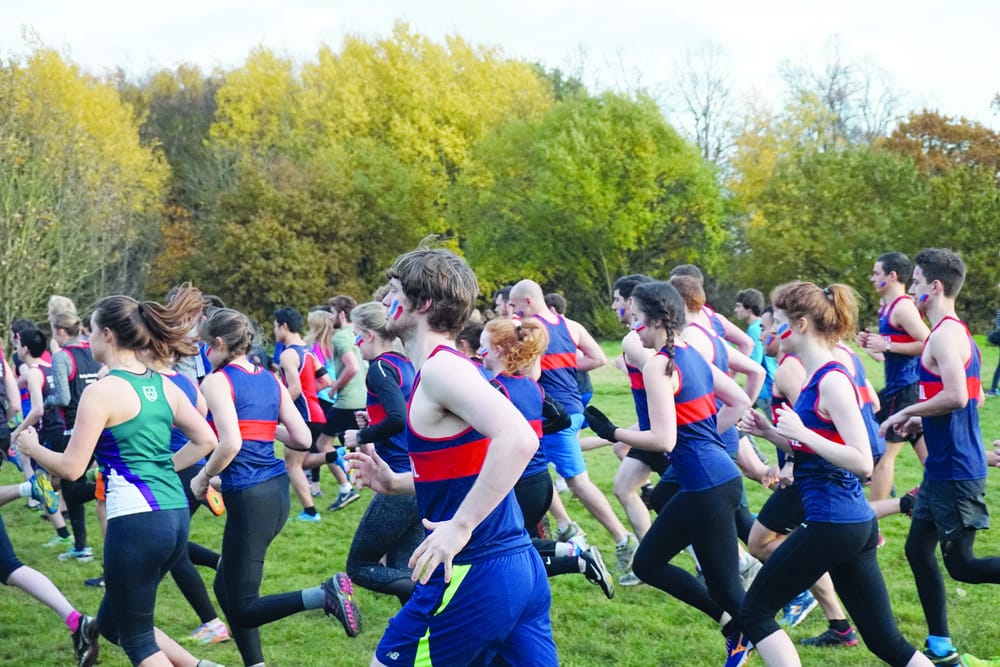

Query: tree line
[{"left": 2, "top": 24, "right": 998, "bottom": 337}]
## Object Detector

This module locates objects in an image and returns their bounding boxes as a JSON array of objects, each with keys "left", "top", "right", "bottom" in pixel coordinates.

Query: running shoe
[
  {"left": 738, "top": 552, "right": 762, "bottom": 590},
  {"left": 556, "top": 521, "right": 583, "bottom": 543},
  {"left": 31, "top": 471, "right": 60, "bottom": 514},
  {"left": 322, "top": 572, "right": 362, "bottom": 637},
  {"left": 310, "top": 482, "right": 323, "bottom": 497},
  {"left": 72, "top": 614, "right": 100, "bottom": 667},
  {"left": 779, "top": 589, "right": 818, "bottom": 627},
  {"left": 800, "top": 627, "right": 859, "bottom": 647},
  {"left": 59, "top": 546, "right": 94, "bottom": 562},
  {"left": 724, "top": 631, "right": 753, "bottom": 667},
  {"left": 923, "top": 642, "right": 961, "bottom": 666},
  {"left": 190, "top": 619, "right": 231, "bottom": 644},
  {"left": 619, "top": 571, "right": 642, "bottom": 587},
  {"left": 83, "top": 575, "right": 105, "bottom": 588},
  {"left": 43, "top": 534, "right": 74, "bottom": 548},
  {"left": 295, "top": 510, "right": 322, "bottom": 522},
  {"left": 205, "top": 485, "right": 226, "bottom": 516},
  {"left": 327, "top": 488, "right": 360, "bottom": 512},
  {"left": 615, "top": 533, "right": 639, "bottom": 574},
  {"left": 7, "top": 445, "right": 22, "bottom": 471},
  {"left": 580, "top": 546, "right": 614, "bottom": 599}
]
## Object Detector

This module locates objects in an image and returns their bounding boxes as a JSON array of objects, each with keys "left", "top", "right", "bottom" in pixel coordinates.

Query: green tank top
[{"left": 95, "top": 369, "right": 188, "bottom": 519}]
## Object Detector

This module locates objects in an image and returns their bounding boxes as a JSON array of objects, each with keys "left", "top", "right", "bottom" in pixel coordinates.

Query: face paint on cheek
[
  {"left": 631, "top": 322, "right": 645, "bottom": 333},
  {"left": 918, "top": 294, "right": 928, "bottom": 303},
  {"left": 354, "top": 334, "right": 363, "bottom": 346},
  {"left": 617, "top": 307, "right": 626, "bottom": 319},
  {"left": 878, "top": 281, "right": 886, "bottom": 288},
  {"left": 388, "top": 299, "right": 403, "bottom": 321},
  {"left": 765, "top": 335, "right": 775, "bottom": 346},
  {"left": 477, "top": 347, "right": 488, "bottom": 358},
  {"left": 777, "top": 323, "right": 791, "bottom": 340}
]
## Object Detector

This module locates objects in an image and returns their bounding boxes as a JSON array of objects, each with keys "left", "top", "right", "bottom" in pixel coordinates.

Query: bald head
[{"left": 509, "top": 279, "right": 546, "bottom": 317}]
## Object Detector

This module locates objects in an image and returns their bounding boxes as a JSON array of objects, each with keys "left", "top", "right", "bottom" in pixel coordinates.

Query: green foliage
[
  {"left": 451, "top": 92, "right": 726, "bottom": 334},
  {"left": 0, "top": 46, "right": 168, "bottom": 330},
  {"left": 739, "top": 145, "right": 927, "bottom": 316}
]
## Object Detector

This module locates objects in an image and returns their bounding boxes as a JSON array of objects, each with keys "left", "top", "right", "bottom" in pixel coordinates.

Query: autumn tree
[
  {"left": 879, "top": 110, "right": 1000, "bottom": 183},
  {"left": 0, "top": 45, "right": 167, "bottom": 331}
]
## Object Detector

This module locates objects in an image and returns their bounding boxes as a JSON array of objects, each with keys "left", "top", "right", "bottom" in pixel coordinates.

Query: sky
[{"left": 2, "top": 0, "right": 998, "bottom": 129}]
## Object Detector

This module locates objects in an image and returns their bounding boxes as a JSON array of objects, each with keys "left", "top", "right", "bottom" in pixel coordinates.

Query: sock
[
  {"left": 18, "top": 481, "right": 31, "bottom": 497},
  {"left": 339, "top": 482, "right": 351, "bottom": 493},
  {"left": 302, "top": 585, "right": 325, "bottom": 610},
  {"left": 65, "top": 610, "right": 82, "bottom": 633},
  {"left": 57, "top": 526, "right": 70, "bottom": 539},
  {"left": 927, "top": 635, "right": 955, "bottom": 656},
  {"left": 303, "top": 506, "right": 317, "bottom": 516},
  {"left": 828, "top": 619, "right": 851, "bottom": 633},
  {"left": 616, "top": 535, "right": 629, "bottom": 547},
  {"left": 554, "top": 542, "right": 577, "bottom": 558},
  {"left": 325, "top": 450, "right": 339, "bottom": 464},
  {"left": 197, "top": 660, "right": 225, "bottom": 667}
]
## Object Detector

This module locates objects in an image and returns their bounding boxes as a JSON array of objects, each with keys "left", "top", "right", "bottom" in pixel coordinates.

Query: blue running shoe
[
  {"left": 724, "top": 632, "right": 753, "bottom": 667},
  {"left": 780, "top": 589, "right": 818, "bottom": 628},
  {"left": 296, "top": 510, "right": 322, "bottom": 523}
]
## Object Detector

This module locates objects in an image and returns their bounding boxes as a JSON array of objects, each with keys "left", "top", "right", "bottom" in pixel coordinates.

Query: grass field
[{"left": 1, "top": 339, "right": 999, "bottom": 666}]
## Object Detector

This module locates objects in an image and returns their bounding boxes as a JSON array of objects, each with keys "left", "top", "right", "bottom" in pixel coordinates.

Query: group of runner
[{"left": 1, "top": 245, "right": 999, "bottom": 667}]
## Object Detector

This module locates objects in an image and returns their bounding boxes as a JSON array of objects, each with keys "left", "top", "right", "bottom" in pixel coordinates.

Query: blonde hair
[
  {"left": 483, "top": 318, "right": 548, "bottom": 375},
  {"left": 351, "top": 302, "right": 391, "bottom": 340},
  {"left": 304, "top": 310, "right": 336, "bottom": 358},
  {"left": 771, "top": 282, "right": 858, "bottom": 345}
]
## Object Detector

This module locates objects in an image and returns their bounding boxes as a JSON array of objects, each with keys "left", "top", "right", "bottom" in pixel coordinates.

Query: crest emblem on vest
[{"left": 143, "top": 386, "right": 158, "bottom": 401}]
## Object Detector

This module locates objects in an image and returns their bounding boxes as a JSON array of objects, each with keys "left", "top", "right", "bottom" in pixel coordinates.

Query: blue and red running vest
[
  {"left": 919, "top": 317, "right": 986, "bottom": 482},
  {"left": 790, "top": 361, "right": 874, "bottom": 524},
  {"left": 211, "top": 364, "right": 286, "bottom": 492},
  {"left": 669, "top": 344, "right": 740, "bottom": 493},
  {"left": 406, "top": 346, "right": 531, "bottom": 563},
  {"left": 535, "top": 315, "right": 583, "bottom": 415},
  {"left": 878, "top": 295, "right": 921, "bottom": 394},
  {"left": 492, "top": 373, "right": 547, "bottom": 479}
]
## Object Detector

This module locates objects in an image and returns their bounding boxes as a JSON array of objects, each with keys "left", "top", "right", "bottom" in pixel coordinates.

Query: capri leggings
[
  {"left": 97, "top": 508, "right": 190, "bottom": 666},
  {"left": 739, "top": 517, "right": 918, "bottom": 666},
  {"left": 632, "top": 477, "right": 745, "bottom": 628},
  {"left": 215, "top": 473, "right": 306, "bottom": 667},
  {"left": 346, "top": 492, "right": 424, "bottom": 604},
  {"left": 0, "top": 513, "right": 24, "bottom": 583}
]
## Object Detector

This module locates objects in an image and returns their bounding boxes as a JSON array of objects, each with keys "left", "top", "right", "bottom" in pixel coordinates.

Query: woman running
[
  {"left": 196, "top": 307, "right": 361, "bottom": 667},
  {"left": 481, "top": 316, "right": 615, "bottom": 599},
  {"left": 739, "top": 282, "right": 931, "bottom": 667},
  {"left": 16, "top": 286, "right": 223, "bottom": 667},
  {"left": 584, "top": 281, "right": 753, "bottom": 666},
  {"left": 341, "top": 301, "right": 422, "bottom": 604}
]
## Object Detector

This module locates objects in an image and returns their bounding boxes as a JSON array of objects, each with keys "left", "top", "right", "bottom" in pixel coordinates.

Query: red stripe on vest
[
  {"left": 540, "top": 352, "right": 576, "bottom": 371},
  {"left": 675, "top": 393, "right": 716, "bottom": 425},
  {"left": 409, "top": 437, "right": 490, "bottom": 483}
]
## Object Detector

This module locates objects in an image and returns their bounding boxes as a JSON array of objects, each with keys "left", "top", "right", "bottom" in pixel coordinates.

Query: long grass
[{"left": 1, "top": 339, "right": 999, "bottom": 666}]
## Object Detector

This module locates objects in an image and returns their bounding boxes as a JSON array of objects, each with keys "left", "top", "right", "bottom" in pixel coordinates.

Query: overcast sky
[{"left": 3, "top": 0, "right": 998, "bottom": 129}]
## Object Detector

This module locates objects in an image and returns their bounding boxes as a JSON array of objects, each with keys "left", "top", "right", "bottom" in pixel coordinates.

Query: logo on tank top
[{"left": 143, "top": 386, "right": 158, "bottom": 402}]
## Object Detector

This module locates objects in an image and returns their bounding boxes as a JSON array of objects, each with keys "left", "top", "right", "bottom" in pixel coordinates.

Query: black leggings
[
  {"left": 740, "top": 517, "right": 917, "bottom": 666},
  {"left": 905, "top": 518, "right": 1000, "bottom": 637},
  {"left": 167, "top": 464, "right": 221, "bottom": 624},
  {"left": 345, "top": 492, "right": 424, "bottom": 604},
  {"left": 514, "top": 470, "right": 581, "bottom": 578},
  {"left": 215, "top": 474, "right": 305, "bottom": 667},
  {"left": 60, "top": 473, "right": 96, "bottom": 551},
  {"left": 633, "top": 477, "right": 745, "bottom": 629}
]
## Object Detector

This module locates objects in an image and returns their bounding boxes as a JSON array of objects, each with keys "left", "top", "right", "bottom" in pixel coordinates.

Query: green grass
[{"left": 2, "top": 339, "right": 999, "bottom": 666}]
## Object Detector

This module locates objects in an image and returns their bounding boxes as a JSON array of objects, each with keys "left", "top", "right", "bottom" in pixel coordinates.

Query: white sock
[
  {"left": 339, "top": 482, "right": 351, "bottom": 493},
  {"left": 18, "top": 481, "right": 31, "bottom": 497}
]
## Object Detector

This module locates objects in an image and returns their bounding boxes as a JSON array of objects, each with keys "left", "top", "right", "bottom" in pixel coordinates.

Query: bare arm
[
  {"left": 611, "top": 355, "right": 676, "bottom": 452},
  {"left": 881, "top": 324, "right": 969, "bottom": 438},
  {"left": 718, "top": 313, "right": 755, "bottom": 356},
  {"left": 778, "top": 372, "right": 873, "bottom": 477},
  {"left": 19, "top": 381, "right": 109, "bottom": 480},
  {"left": 569, "top": 319, "right": 607, "bottom": 372},
  {"left": 725, "top": 346, "right": 765, "bottom": 404},
  {"left": 866, "top": 299, "right": 930, "bottom": 357},
  {"left": 277, "top": 381, "right": 312, "bottom": 450},
  {"left": 10, "top": 368, "right": 44, "bottom": 440},
  {"left": 408, "top": 352, "right": 538, "bottom": 583},
  {"left": 2, "top": 357, "right": 18, "bottom": 422},
  {"left": 166, "top": 379, "right": 218, "bottom": 472},
  {"left": 711, "top": 365, "right": 752, "bottom": 432}
]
